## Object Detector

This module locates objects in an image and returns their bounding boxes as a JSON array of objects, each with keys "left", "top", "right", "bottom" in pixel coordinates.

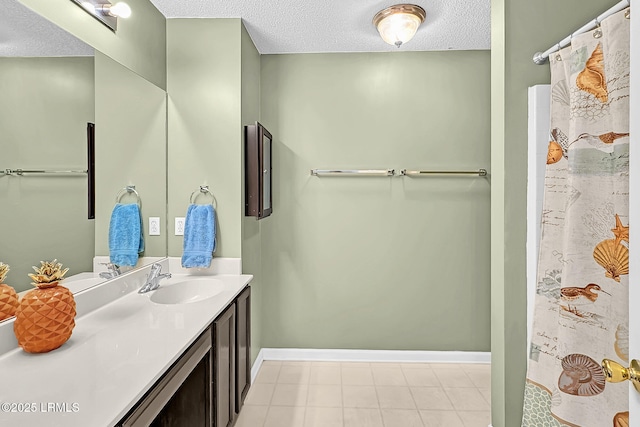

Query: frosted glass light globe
[
  {"left": 373, "top": 4, "right": 426, "bottom": 48},
  {"left": 377, "top": 13, "right": 422, "bottom": 47}
]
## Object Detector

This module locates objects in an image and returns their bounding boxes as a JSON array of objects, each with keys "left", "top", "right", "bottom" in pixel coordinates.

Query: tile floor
[{"left": 236, "top": 361, "right": 491, "bottom": 427}]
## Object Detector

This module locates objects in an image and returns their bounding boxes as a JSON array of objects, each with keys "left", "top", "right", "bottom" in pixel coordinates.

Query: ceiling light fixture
[
  {"left": 95, "top": 2, "right": 132, "bottom": 18},
  {"left": 70, "top": 0, "right": 131, "bottom": 32},
  {"left": 373, "top": 4, "right": 426, "bottom": 48}
]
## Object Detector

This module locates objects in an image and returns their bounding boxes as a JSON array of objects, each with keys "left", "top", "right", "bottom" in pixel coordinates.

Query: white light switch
[
  {"left": 149, "top": 217, "right": 161, "bottom": 236},
  {"left": 175, "top": 217, "right": 185, "bottom": 236}
]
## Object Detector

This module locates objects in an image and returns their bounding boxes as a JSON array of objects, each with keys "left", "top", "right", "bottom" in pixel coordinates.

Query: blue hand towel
[
  {"left": 109, "top": 203, "right": 144, "bottom": 267},
  {"left": 181, "top": 204, "right": 216, "bottom": 268}
]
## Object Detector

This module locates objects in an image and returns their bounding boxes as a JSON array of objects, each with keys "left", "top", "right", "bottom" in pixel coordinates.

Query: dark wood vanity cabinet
[
  {"left": 117, "top": 285, "right": 252, "bottom": 427},
  {"left": 149, "top": 355, "right": 210, "bottom": 427},
  {"left": 213, "top": 302, "right": 236, "bottom": 427},
  {"left": 235, "top": 286, "right": 251, "bottom": 413},
  {"left": 213, "top": 285, "right": 252, "bottom": 426},
  {"left": 119, "top": 329, "right": 212, "bottom": 427}
]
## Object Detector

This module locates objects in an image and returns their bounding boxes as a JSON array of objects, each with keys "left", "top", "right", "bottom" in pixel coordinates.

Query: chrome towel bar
[
  {"left": 310, "top": 168, "right": 487, "bottom": 177},
  {"left": 2, "top": 168, "right": 88, "bottom": 176},
  {"left": 400, "top": 169, "right": 487, "bottom": 177},
  {"left": 311, "top": 169, "right": 395, "bottom": 177}
]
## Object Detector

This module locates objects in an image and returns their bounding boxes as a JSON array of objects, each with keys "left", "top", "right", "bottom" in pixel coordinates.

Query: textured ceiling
[
  {"left": 149, "top": 0, "right": 491, "bottom": 53},
  {"left": 0, "top": 0, "right": 93, "bottom": 57},
  {"left": 1, "top": 0, "right": 490, "bottom": 57}
]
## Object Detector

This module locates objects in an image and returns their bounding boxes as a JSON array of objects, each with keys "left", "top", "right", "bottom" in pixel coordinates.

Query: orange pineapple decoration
[
  {"left": 0, "top": 263, "right": 18, "bottom": 321},
  {"left": 14, "top": 260, "right": 76, "bottom": 353}
]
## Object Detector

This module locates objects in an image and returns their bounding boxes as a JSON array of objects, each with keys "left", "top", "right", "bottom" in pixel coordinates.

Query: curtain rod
[{"left": 532, "top": 0, "right": 630, "bottom": 64}]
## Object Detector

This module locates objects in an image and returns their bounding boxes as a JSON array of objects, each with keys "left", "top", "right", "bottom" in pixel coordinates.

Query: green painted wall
[
  {"left": 490, "top": 0, "right": 608, "bottom": 425},
  {"left": 167, "top": 18, "right": 263, "bottom": 361},
  {"left": 240, "top": 24, "right": 263, "bottom": 364},
  {"left": 0, "top": 57, "right": 95, "bottom": 293},
  {"left": 259, "top": 52, "right": 491, "bottom": 351},
  {"left": 94, "top": 52, "right": 167, "bottom": 259},
  {"left": 166, "top": 19, "right": 243, "bottom": 260},
  {"left": 18, "top": 0, "right": 166, "bottom": 89}
]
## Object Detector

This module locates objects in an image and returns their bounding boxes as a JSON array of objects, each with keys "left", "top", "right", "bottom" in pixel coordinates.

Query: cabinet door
[
  {"left": 149, "top": 355, "right": 210, "bottom": 427},
  {"left": 213, "top": 303, "right": 236, "bottom": 427},
  {"left": 244, "top": 122, "right": 273, "bottom": 219},
  {"left": 120, "top": 330, "right": 212, "bottom": 427},
  {"left": 236, "top": 286, "right": 251, "bottom": 412}
]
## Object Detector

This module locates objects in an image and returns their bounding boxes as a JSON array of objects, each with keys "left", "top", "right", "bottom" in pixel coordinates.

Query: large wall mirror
[{"left": 0, "top": 0, "right": 167, "bottom": 318}]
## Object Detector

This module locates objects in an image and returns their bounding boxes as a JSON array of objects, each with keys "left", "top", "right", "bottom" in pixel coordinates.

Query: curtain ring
[
  {"left": 554, "top": 43, "right": 562, "bottom": 61},
  {"left": 624, "top": 8, "right": 630, "bottom": 19},
  {"left": 593, "top": 18, "right": 603, "bottom": 39}
]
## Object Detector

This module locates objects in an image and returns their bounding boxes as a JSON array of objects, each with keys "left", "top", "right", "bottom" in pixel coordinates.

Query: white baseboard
[
  {"left": 261, "top": 348, "right": 490, "bottom": 364},
  {"left": 251, "top": 348, "right": 490, "bottom": 377},
  {"left": 251, "top": 349, "right": 265, "bottom": 384}
]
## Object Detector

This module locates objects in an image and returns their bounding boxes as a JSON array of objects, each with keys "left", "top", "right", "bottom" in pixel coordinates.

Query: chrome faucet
[
  {"left": 139, "top": 263, "right": 171, "bottom": 294},
  {"left": 99, "top": 263, "right": 121, "bottom": 279}
]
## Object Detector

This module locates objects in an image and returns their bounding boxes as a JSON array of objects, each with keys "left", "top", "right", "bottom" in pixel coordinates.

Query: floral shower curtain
[{"left": 522, "top": 8, "right": 630, "bottom": 427}]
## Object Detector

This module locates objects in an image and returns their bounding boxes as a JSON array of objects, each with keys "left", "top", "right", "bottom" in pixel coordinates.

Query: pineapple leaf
[
  {"left": 28, "top": 259, "right": 69, "bottom": 286},
  {"left": 0, "top": 263, "right": 9, "bottom": 283}
]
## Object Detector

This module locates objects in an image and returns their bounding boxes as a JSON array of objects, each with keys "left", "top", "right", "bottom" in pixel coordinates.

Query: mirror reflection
[
  {"left": 0, "top": 0, "right": 168, "bottom": 321},
  {"left": 1, "top": 0, "right": 96, "bottom": 296}
]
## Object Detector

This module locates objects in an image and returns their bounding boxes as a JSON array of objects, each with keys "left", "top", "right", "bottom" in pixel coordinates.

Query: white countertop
[{"left": 0, "top": 268, "right": 252, "bottom": 427}]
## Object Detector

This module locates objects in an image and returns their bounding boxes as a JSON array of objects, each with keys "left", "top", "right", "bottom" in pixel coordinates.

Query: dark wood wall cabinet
[
  {"left": 118, "top": 286, "right": 252, "bottom": 427},
  {"left": 245, "top": 122, "right": 273, "bottom": 219}
]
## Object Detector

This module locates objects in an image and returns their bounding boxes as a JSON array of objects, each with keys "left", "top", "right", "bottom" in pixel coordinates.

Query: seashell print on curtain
[{"left": 522, "top": 8, "right": 630, "bottom": 427}]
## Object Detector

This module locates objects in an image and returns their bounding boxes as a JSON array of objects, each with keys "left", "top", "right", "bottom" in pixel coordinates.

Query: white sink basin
[{"left": 150, "top": 279, "right": 225, "bottom": 304}]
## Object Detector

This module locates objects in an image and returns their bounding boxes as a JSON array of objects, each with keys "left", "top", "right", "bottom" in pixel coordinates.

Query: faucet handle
[
  {"left": 101, "top": 262, "right": 120, "bottom": 272},
  {"left": 99, "top": 262, "right": 121, "bottom": 279},
  {"left": 148, "top": 263, "right": 162, "bottom": 276},
  {"left": 146, "top": 263, "right": 166, "bottom": 282},
  {"left": 139, "top": 263, "right": 169, "bottom": 293}
]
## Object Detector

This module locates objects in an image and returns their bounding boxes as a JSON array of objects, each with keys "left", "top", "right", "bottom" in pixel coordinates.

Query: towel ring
[
  {"left": 190, "top": 185, "right": 216, "bottom": 207},
  {"left": 115, "top": 185, "right": 142, "bottom": 208}
]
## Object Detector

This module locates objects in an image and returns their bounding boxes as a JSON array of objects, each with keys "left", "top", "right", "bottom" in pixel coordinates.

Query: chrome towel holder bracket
[
  {"left": 190, "top": 185, "right": 217, "bottom": 207},
  {"left": 115, "top": 185, "right": 142, "bottom": 208}
]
